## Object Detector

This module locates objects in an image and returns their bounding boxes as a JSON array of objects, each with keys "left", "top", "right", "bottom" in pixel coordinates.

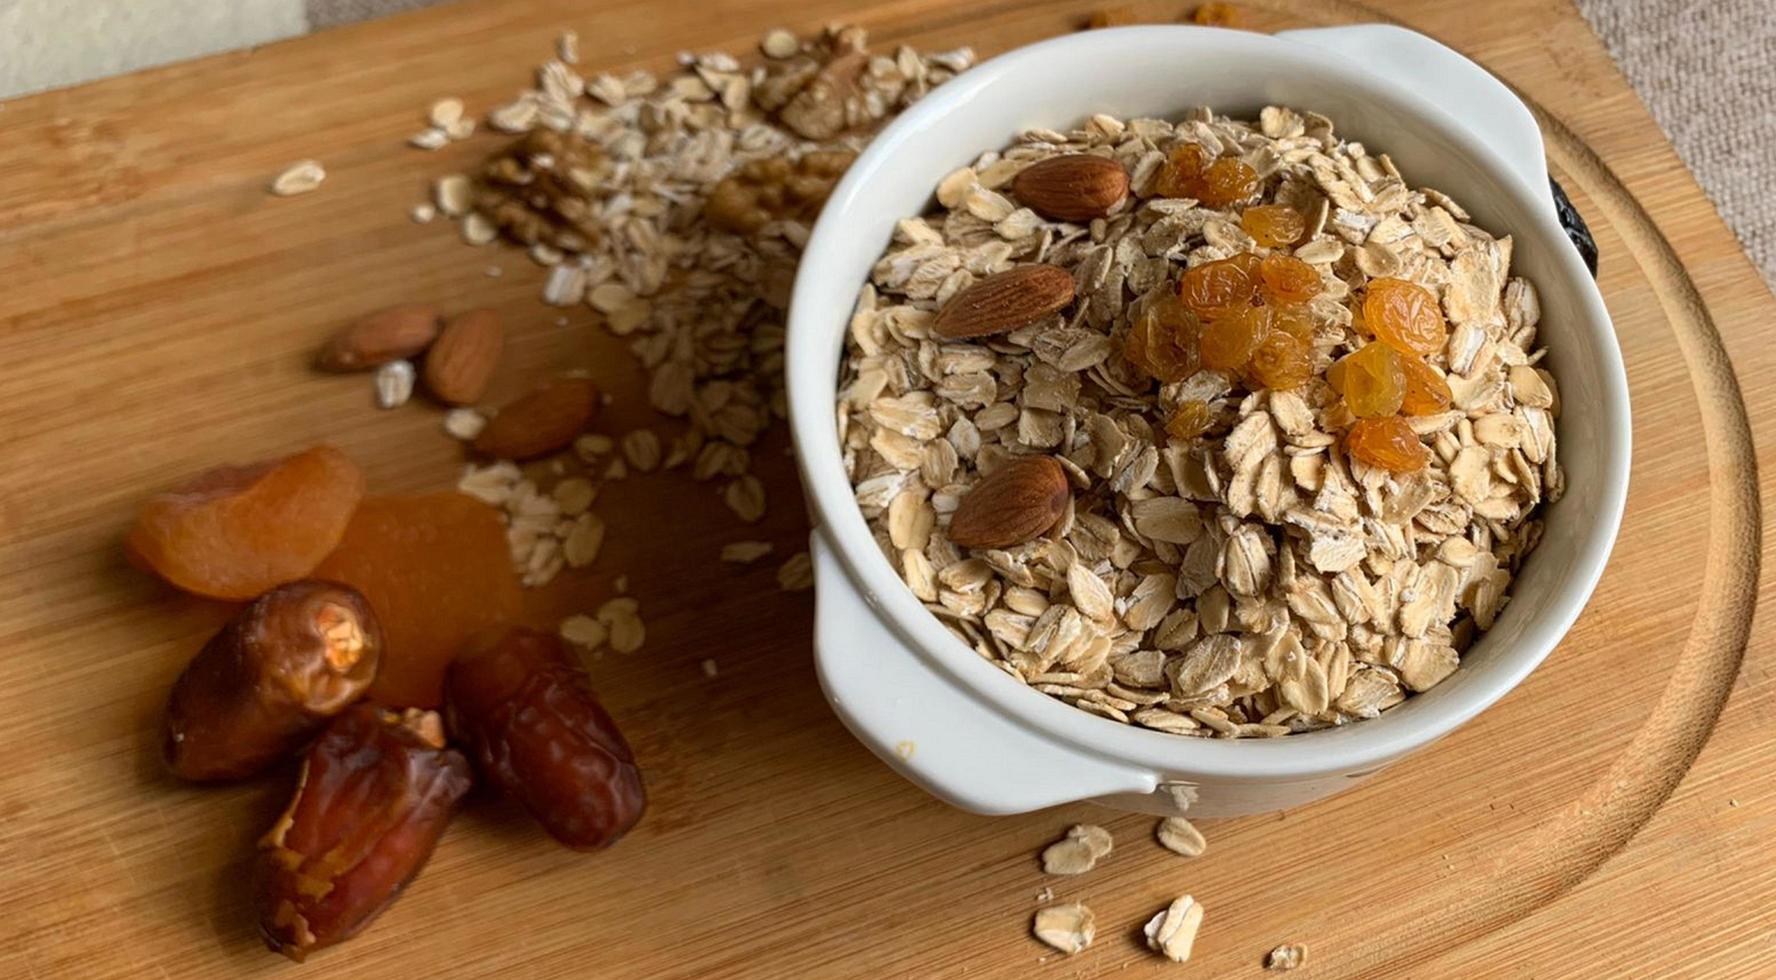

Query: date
[
  {"left": 164, "top": 579, "right": 382, "bottom": 781},
  {"left": 446, "top": 627, "right": 645, "bottom": 850},
  {"left": 256, "top": 704, "right": 471, "bottom": 961}
]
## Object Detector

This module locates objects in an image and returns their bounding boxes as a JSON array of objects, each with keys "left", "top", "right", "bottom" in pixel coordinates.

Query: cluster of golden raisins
[
  {"left": 1124, "top": 209, "right": 1325, "bottom": 443},
  {"left": 1325, "top": 278, "right": 1453, "bottom": 472},
  {"left": 1127, "top": 144, "right": 1454, "bottom": 473}
]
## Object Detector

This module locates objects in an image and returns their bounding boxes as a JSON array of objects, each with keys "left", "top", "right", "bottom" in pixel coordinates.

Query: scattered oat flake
[
  {"left": 575, "top": 433, "right": 614, "bottom": 459},
  {"left": 597, "top": 597, "right": 645, "bottom": 653},
  {"left": 428, "top": 97, "right": 465, "bottom": 129},
  {"left": 443, "top": 408, "right": 487, "bottom": 441},
  {"left": 725, "top": 475, "right": 766, "bottom": 523},
  {"left": 700, "top": 658, "right": 718, "bottom": 678},
  {"left": 559, "top": 614, "right": 607, "bottom": 650},
  {"left": 563, "top": 513, "right": 606, "bottom": 568},
  {"left": 1033, "top": 903, "right": 1095, "bottom": 955},
  {"left": 622, "top": 430, "right": 662, "bottom": 472},
  {"left": 1144, "top": 895, "right": 1204, "bottom": 963},
  {"left": 408, "top": 128, "right": 449, "bottom": 150},
  {"left": 270, "top": 160, "right": 325, "bottom": 196},
  {"left": 1156, "top": 816, "right": 1207, "bottom": 857},
  {"left": 410, "top": 202, "right": 437, "bottom": 223},
  {"left": 760, "top": 28, "right": 799, "bottom": 58},
  {"left": 557, "top": 30, "right": 580, "bottom": 64},
  {"left": 1266, "top": 943, "right": 1307, "bottom": 971},
  {"left": 552, "top": 477, "right": 596, "bottom": 516},
  {"left": 777, "top": 552, "right": 813, "bottom": 591},
  {"left": 461, "top": 213, "right": 497, "bottom": 245},
  {"left": 1040, "top": 824, "right": 1112, "bottom": 875},
  {"left": 435, "top": 174, "right": 473, "bottom": 216},
  {"left": 373, "top": 360, "right": 415, "bottom": 409},
  {"left": 721, "top": 540, "right": 774, "bottom": 563}
]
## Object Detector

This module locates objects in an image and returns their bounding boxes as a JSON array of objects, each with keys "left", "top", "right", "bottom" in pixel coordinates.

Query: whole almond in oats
[
  {"left": 947, "top": 456, "right": 1069, "bottom": 549},
  {"left": 473, "top": 377, "right": 600, "bottom": 460},
  {"left": 1011, "top": 153, "right": 1129, "bottom": 221},
  {"left": 315, "top": 305, "right": 442, "bottom": 371},
  {"left": 425, "top": 309, "right": 504, "bottom": 405},
  {"left": 933, "top": 265, "right": 1075, "bottom": 339}
]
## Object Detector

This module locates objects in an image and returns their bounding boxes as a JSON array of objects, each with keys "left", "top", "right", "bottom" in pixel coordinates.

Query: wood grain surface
[{"left": 1, "top": 0, "right": 1771, "bottom": 977}]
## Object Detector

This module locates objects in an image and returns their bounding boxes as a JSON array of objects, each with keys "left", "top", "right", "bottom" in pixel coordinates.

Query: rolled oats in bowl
[{"left": 837, "top": 105, "right": 1562, "bottom": 738}]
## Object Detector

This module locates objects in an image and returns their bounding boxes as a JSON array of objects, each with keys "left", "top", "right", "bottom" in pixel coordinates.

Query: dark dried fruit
[
  {"left": 164, "top": 580, "right": 382, "bottom": 782},
  {"left": 257, "top": 705, "right": 470, "bottom": 962},
  {"left": 446, "top": 628, "right": 646, "bottom": 850}
]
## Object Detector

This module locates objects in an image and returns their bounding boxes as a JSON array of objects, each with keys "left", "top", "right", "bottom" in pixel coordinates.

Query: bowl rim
[{"left": 787, "top": 25, "right": 1631, "bottom": 781}]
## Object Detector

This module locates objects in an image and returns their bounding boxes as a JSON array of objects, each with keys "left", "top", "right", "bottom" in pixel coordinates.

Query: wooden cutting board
[{"left": 2, "top": 0, "right": 1771, "bottom": 976}]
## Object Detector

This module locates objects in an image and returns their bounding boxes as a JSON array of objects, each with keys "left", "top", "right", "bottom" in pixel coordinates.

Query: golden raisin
[
  {"left": 1399, "top": 353, "right": 1454, "bottom": 415},
  {"left": 1347, "top": 416, "right": 1430, "bottom": 472},
  {"left": 1166, "top": 400, "right": 1214, "bottom": 442},
  {"left": 1269, "top": 302, "right": 1316, "bottom": 342},
  {"left": 1247, "top": 331, "right": 1314, "bottom": 390},
  {"left": 126, "top": 447, "right": 366, "bottom": 601},
  {"left": 1179, "top": 256, "right": 1258, "bottom": 317},
  {"left": 1154, "top": 144, "right": 1206, "bottom": 199},
  {"left": 1124, "top": 294, "right": 1203, "bottom": 383},
  {"left": 312, "top": 493, "right": 523, "bottom": 708},
  {"left": 1196, "top": 158, "right": 1260, "bottom": 208},
  {"left": 1240, "top": 205, "right": 1305, "bottom": 248},
  {"left": 1329, "top": 342, "right": 1406, "bottom": 417},
  {"left": 1364, "top": 277, "right": 1447, "bottom": 356},
  {"left": 1199, "top": 306, "right": 1268, "bottom": 371},
  {"left": 1259, "top": 253, "right": 1322, "bottom": 304}
]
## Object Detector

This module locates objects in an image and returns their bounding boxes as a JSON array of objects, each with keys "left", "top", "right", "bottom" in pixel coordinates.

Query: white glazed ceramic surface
[{"left": 786, "top": 25, "right": 1630, "bottom": 817}]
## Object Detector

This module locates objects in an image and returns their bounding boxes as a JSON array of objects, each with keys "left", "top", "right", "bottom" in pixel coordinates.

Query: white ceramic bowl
[{"left": 786, "top": 25, "right": 1630, "bottom": 817}]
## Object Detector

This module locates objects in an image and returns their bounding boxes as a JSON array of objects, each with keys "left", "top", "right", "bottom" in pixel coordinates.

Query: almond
[
  {"left": 934, "top": 265, "right": 1076, "bottom": 340},
  {"left": 314, "top": 305, "right": 441, "bottom": 372},
  {"left": 424, "top": 309, "right": 504, "bottom": 405},
  {"left": 948, "top": 455, "right": 1070, "bottom": 549},
  {"left": 473, "top": 377, "right": 600, "bottom": 460},
  {"left": 1011, "top": 154, "right": 1130, "bottom": 222}
]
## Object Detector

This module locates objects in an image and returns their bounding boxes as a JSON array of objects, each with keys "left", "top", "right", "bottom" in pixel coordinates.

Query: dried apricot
[
  {"left": 1199, "top": 306, "right": 1267, "bottom": 371},
  {"left": 1247, "top": 331, "right": 1314, "bottom": 390},
  {"left": 1179, "top": 257, "right": 1257, "bottom": 317},
  {"left": 1258, "top": 253, "right": 1322, "bottom": 304},
  {"left": 1240, "top": 205, "right": 1305, "bottom": 248},
  {"left": 1196, "top": 158, "right": 1260, "bottom": 208},
  {"left": 1399, "top": 353, "right": 1454, "bottom": 415},
  {"left": 1125, "top": 294, "right": 1202, "bottom": 382},
  {"left": 1364, "top": 277, "right": 1446, "bottom": 356},
  {"left": 1329, "top": 342, "right": 1406, "bottom": 417},
  {"left": 1154, "top": 144, "right": 1206, "bottom": 198},
  {"left": 1165, "top": 400, "right": 1214, "bottom": 442},
  {"left": 126, "top": 447, "right": 366, "bottom": 600},
  {"left": 1347, "top": 416, "right": 1430, "bottom": 472},
  {"left": 312, "top": 493, "right": 522, "bottom": 708}
]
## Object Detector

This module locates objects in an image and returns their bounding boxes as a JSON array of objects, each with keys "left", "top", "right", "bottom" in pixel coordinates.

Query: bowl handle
[
  {"left": 810, "top": 534, "right": 1159, "bottom": 815},
  {"left": 1277, "top": 24, "right": 1552, "bottom": 215}
]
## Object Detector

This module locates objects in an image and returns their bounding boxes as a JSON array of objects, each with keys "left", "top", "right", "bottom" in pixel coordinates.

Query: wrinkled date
[
  {"left": 164, "top": 579, "right": 383, "bottom": 781},
  {"left": 446, "top": 627, "right": 646, "bottom": 850},
  {"left": 256, "top": 704, "right": 471, "bottom": 961}
]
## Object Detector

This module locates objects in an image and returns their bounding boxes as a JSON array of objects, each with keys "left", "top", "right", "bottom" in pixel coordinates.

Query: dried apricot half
[
  {"left": 126, "top": 446, "right": 365, "bottom": 600},
  {"left": 312, "top": 493, "right": 522, "bottom": 708}
]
